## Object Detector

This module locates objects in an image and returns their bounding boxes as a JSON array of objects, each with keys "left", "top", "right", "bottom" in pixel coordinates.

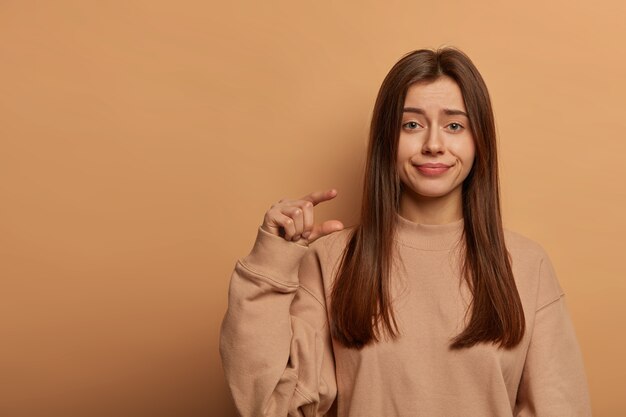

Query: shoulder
[
  {"left": 502, "top": 226, "right": 547, "bottom": 261},
  {"left": 309, "top": 225, "right": 356, "bottom": 257},
  {"left": 306, "top": 225, "right": 357, "bottom": 275},
  {"left": 502, "top": 226, "right": 558, "bottom": 279},
  {"left": 502, "top": 226, "right": 565, "bottom": 310},
  {"left": 319, "top": 224, "right": 356, "bottom": 249}
]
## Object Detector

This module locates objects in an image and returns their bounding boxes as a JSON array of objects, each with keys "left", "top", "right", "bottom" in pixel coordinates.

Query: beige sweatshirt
[{"left": 219, "top": 213, "right": 592, "bottom": 416}]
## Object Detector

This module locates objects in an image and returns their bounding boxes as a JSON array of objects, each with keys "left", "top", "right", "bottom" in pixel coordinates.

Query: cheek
[
  {"left": 450, "top": 137, "right": 475, "bottom": 164},
  {"left": 396, "top": 137, "right": 412, "bottom": 164},
  {"left": 397, "top": 134, "right": 422, "bottom": 155},
  {"left": 460, "top": 143, "right": 476, "bottom": 178}
]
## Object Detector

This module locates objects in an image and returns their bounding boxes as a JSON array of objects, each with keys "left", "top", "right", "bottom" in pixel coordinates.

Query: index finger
[{"left": 299, "top": 188, "right": 337, "bottom": 206}]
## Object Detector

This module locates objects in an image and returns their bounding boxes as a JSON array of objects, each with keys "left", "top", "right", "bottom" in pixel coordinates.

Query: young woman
[{"left": 219, "top": 46, "right": 592, "bottom": 416}]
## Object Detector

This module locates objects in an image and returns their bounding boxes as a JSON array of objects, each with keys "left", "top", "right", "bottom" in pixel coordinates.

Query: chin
[
  {"left": 418, "top": 192, "right": 452, "bottom": 198},
  {"left": 411, "top": 188, "right": 454, "bottom": 198}
]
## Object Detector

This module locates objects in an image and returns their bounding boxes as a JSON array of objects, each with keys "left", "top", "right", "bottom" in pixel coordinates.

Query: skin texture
[{"left": 397, "top": 75, "right": 476, "bottom": 225}]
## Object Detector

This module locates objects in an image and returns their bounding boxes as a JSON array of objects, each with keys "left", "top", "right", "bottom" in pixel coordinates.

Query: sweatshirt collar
[{"left": 393, "top": 212, "right": 465, "bottom": 251}]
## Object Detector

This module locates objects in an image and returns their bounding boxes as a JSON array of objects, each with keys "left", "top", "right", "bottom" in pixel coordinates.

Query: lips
[
  {"left": 414, "top": 162, "right": 452, "bottom": 176},
  {"left": 416, "top": 163, "right": 452, "bottom": 168}
]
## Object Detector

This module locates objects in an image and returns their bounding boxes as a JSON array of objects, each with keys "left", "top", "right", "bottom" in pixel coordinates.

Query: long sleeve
[
  {"left": 514, "top": 254, "right": 592, "bottom": 416},
  {"left": 219, "top": 225, "right": 338, "bottom": 417}
]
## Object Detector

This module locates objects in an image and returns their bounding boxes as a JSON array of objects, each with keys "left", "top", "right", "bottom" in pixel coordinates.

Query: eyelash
[{"left": 402, "top": 121, "right": 465, "bottom": 132}]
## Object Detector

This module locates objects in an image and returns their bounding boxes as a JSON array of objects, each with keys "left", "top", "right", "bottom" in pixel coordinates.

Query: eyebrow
[{"left": 403, "top": 107, "right": 469, "bottom": 117}]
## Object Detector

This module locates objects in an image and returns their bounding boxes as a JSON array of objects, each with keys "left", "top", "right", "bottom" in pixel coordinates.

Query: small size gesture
[{"left": 261, "top": 188, "right": 344, "bottom": 244}]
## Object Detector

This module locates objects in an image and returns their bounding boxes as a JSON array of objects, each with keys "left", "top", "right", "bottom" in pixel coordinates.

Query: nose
[{"left": 421, "top": 126, "right": 445, "bottom": 155}]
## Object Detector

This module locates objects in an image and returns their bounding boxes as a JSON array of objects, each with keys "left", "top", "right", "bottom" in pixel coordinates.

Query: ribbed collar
[{"left": 393, "top": 212, "right": 465, "bottom": 251}]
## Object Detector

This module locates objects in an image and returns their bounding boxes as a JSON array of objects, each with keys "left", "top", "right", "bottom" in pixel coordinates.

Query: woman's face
[{"left": 396, "top": 76, "right": 476, "bottom": 203}]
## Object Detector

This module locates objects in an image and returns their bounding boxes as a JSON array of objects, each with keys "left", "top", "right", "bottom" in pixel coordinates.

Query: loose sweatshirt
[{"left": 219, "top": 213, "right": 592, "bottom": 416}]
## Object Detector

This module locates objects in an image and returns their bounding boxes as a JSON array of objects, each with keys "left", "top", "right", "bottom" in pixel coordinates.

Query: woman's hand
[{"left": 261, "top": 188, "right": 344, "bottom": 244}]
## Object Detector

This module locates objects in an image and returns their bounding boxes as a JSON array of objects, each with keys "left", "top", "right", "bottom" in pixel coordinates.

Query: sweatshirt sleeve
[
  {"left": 219, "top": 225, "right": 338, "bottom": 417},
  {"left": 514, "top": 254, "right": 592, "bottom": 416}
]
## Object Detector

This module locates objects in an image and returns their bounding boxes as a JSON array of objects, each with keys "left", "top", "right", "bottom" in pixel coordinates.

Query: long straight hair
[{"left": 329, "top": 46, "right": 525, "bottom": 350}]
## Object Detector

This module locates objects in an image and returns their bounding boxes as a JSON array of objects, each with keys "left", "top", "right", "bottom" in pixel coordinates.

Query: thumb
[{"left": 307, "top": 220, "right": 344, "bottom": 243}]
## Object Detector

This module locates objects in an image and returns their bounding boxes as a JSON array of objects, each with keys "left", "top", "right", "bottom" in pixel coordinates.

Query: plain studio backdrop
[{"left": 1, "top": 1, "right": 624, "bottom": 416}]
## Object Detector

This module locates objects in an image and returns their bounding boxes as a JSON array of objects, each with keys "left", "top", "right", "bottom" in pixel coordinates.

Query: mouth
[
  {"left": 414, "top": 163, "right": 453, "bottom": 176},
  {"left": 416, "top": 163, "right": 452, "bottom": 168}
]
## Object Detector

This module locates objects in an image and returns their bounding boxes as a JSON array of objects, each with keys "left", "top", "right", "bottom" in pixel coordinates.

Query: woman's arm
[
  {"left": 219, "top": 225, "right": 338, "bottom": 417},
  {"left": 514, "top": 255, "right": 592, "bottom": 416}
]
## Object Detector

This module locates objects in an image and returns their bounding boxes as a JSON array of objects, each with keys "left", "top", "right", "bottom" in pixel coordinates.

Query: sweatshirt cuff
[{"left": 240, "top": 225, "right": 310, "bottom": 285}]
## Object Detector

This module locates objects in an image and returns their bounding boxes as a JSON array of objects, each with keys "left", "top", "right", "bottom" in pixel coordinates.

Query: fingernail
[{"left": 302, "top": 231, "right": 311, "bottom": 238}]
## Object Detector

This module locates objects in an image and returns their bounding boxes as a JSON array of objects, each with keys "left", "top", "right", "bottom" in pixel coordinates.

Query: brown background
[{"left": 1, "top": 1, "right": 624, "bottom": 416}]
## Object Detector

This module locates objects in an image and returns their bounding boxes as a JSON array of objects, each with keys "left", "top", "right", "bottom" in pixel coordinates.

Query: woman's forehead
[{"left": 404, "top": 77, "right": 465, "bottom": 109}]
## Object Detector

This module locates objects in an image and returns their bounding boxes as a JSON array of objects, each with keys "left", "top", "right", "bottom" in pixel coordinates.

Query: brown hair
[{"left": 329, "top": 46, "right": 525, "bottom": 350}]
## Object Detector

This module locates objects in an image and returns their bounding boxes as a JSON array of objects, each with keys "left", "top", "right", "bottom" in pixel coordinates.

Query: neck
[
  {"left": 394, "top": 211, "right": 465, "bottom": 251},
  {"left": 399, "top": 187, "right": 463, "bottom": 225}
]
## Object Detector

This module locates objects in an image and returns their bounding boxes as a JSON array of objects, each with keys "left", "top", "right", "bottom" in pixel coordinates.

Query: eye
[
  {"left": 402, "top": 121, "right": 421, "bottom": 130},
  {"left": 448, "top": 122, "right": 464, "bottom": 132}
]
